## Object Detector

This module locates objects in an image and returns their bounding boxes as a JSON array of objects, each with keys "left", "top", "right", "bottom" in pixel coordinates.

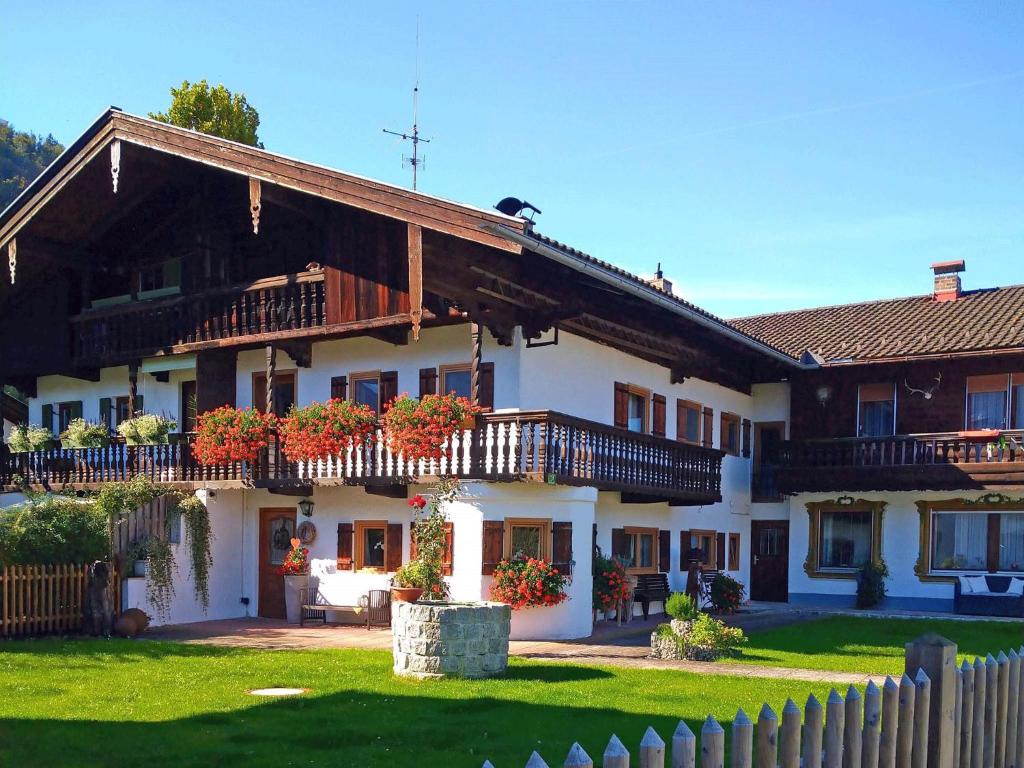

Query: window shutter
[
  {"left": 611, "top": 527, "right": 626, "bottom": 560},
  {"left": 592, "top": 522, "right": 599, "bottom": 559},
  {"left": 419, "top": 367, "right": 438, "bottom": 398},
  {"left": 442, "top": 522, "right": 454, "bottom": 576},
  {"left": 613, "top": 382, "right": 629, "bottom": 429},
  {"left": 408, "top": 521, "right": 418, "bottom": 560},
  {"left": 41, "top": 404, "right": 54, "bottom": 432},
  {"left": 652, "top": 394, "right": 667, "bottom": 438},
  {"left": 386, "top": 523, "right": 403, "bottom": 572},
  {"left": 380, "top": 371, "right": 398, "bottom": 412},
  {"left": 658, "top": 529, "right": 671, "bottom": 573},
  {"left": 479, "top": 362, "right": 495, "bottom": 410},
  {"left": 741, "top": 418, "right": 752, "bottom": 458},
  {"left": 679, "top": 529, "right": 691, "bottom": 569},
  {"left": 481, "top": 520, "right": 504, "bottom": 575},
  {"left": 552, "top": 521, "right": 573, "bottom": 574},
  {"left": 702, "top": 407, "right": 714, "bottom": 448},
  {"left": 337, "top": 522, "right": 354, "bottom": 570},
  {"left": 99, "top": 398, "right": 112, "bottom": 428},
  {"left": 70, "top": 401, "right": 83, "bottom": 420},
  {"left": 330, "top": 375, "right": 348, "bottom": 400},
  {"left": 716, "top": 532, "right": 726, "bottom": 571},
  {"left": 134, "top": 395, "right": 143, "bottom": 416}
]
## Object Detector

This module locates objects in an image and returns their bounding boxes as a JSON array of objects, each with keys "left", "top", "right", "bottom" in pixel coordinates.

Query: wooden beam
[
  {"left": 365, "top": 484, "right": 409, "bottom": 499},
  {"left": 128, "top": 361, "right": 139, "bottom": 415},
  {"left": 277, "top": 339, "right": 313, "bottom": 368},
  {"left": 408, "top": 223, "right": 423, "bottom": 341},
  {"left": 471, "top": 321, "right": 483, "bottom": 406}
]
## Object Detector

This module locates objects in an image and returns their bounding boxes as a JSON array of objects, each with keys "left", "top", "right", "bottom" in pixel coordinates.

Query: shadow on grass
[{"left": 0, "top": 635, "right": 242, "bottom": 661}]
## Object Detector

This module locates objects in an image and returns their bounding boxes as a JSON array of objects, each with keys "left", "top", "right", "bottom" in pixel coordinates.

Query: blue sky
[{"left": 2, "top": 1, "right": 1021, "bottom": 318}]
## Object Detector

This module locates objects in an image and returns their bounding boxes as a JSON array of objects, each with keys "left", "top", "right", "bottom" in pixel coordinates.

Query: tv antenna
[{"left": 383, "top": 19, "right": 430, "bottom": 190}]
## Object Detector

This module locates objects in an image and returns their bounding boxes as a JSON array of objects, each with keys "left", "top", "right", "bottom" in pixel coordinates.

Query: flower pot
[
  {"left": 283, "top": 574, "right": 309, "bottom": 624},
  {"left": 391, "top": 587, "right": 423, "bottom": 603},
  {"left": 133, "top": 560, "right": 149, "bottom": 578}
]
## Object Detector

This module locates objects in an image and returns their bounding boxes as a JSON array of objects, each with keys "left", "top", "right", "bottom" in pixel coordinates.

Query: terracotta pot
[{"left": 391, "top": 587, "right": 423, "bottom": 603}]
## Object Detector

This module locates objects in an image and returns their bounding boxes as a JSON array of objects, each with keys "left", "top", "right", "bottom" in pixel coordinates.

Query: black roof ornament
[{"left": 495, "top": 197, "right": 542, "bottom": 222}]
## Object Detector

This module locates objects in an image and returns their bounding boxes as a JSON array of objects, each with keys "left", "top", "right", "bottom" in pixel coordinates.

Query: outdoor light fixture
[
  {"left": 815, "top": 385, "right": 833, "bottom": 406},
  {"left": 297, "top": 498, "right": 314, "bottom": 518}
]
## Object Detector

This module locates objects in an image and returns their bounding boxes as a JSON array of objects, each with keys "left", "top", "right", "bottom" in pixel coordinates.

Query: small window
[
  {"left": 623, "top": 527, "right": 657, "bottom": 573},
  {"left": 818, "top": 509, "right": 874, "bottom": 570},
  {"left": 167, "top": 509, "right": 182, "bottom": 545},
  {"left": 966, "top": 374, "right": 1010, "bottom": 430},
  {"left": 57, "top": 402, "right": 79, "bottom": 432},
  {"left": 627, "top": 387, "right": 649, "bottom": 433},
  {"left": 677, "top": 400, "right": 702, "bottom": 445},
  {"left": 689, "top": 530, "right": 717, "bottom": 570},
  {"left": 440, "top": 364, "right": 472, "bottom": 400},
  {"left": 138, "top": 257, "right": 182, "bottom": 298},
  {"left": 720, "top": 413, "right": 740, "bottom": 455},
  {"left": 1012, "top": 375, "right": 1024, "bottom": 429},
  {"left": 115, "top": 396, "right": 132, "bottom": 426},
  {"left": 728, "top": 533, "right": 740, "bottom": 571},
  {"left": 504, "top": 518, "right": 550, "bottom": 560},
  {"left": 181, "top": 381, "right": 198, "bottom": 433},
  {"left": 253, "top": 372, "right": 296, "bottom": 418},
  {"left": 857, "top": 383, "right": 895, "bottom": 437},
  {"left": 355, "top": 520, "right": 388, "bottom": 571},
  {"left": 351, "top": 372, "right": 381, "bottom": 412}
]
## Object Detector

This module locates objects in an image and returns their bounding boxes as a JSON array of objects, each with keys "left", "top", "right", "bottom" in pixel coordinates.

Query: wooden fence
[
  {"left": 485, "top": 635, "right": 1024, "bottom": 768},
  {"left": 1, "top": 563, "right": 120, "bottom": 637}
]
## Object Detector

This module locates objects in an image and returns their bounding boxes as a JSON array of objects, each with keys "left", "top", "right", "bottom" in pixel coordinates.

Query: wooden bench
[
  {"left": 633, "top": 573, "right": 671, "bottom": 620},
  {"left": 299, "top": 587, "right": 392, "bottom": 628}
]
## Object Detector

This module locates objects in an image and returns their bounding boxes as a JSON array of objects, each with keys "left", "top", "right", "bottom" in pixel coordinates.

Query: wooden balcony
[
  {"left": 1, "top": 412, "right": 723, "bottom": 504},
  {"left": 774, "top": 430, "right": 1024, "bottom": 493},
  {"left": 71, "top": 270, "right": 328, "bottom": 363}
]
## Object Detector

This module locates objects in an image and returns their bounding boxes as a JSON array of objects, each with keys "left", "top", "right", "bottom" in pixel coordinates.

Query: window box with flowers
[
  {"left": 275, "top": 538, "right": 310, "bottom": 624},
  {"left": 383, "top": 393, "right": 480, "bottom": 464},
  {"left": 193, "top": 406, "right": 275, "bottom": 466},
  {"left": 278, "top": 399, "right": 378, "bottom": 463},
  {"left": 490, "top": 556, "right": 568, "bottom": 610}
]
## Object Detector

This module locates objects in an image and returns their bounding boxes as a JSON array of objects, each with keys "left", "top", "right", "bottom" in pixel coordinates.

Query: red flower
[
  {"left": 489, "top": 555, "right": 568, "bottom": 611},
  {"left": 409, "top": 495, "right": 427, "bottom": 509}
]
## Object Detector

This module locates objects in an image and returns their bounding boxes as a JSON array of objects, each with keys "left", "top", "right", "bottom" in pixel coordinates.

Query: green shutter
[
  {"left": 70, "top": 401, "right": 83, "bottom": 420},
  {"left": 99, "top": 398, "right": 111, "bottom": 427},
  {"left": 134, "top": 395, "right": 144, "bottom": 415},
  {"left": 41, "top": 404, "right": 54, "bottom": 431}
]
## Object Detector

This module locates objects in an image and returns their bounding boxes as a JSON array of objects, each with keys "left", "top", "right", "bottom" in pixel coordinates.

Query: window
[
  {"left": 114, "top": 396, "right": 132, "bottom": 426},
  {"left": 351, "top": 372, "right": 381, "bottom": 412},
  {"left": 181, "top": 381, "right": 197, "bottom": 433},
  {"left": 57, "top": 402, "right": 80, "bottom": 431},
  {"left": 759, "top": 526, "right": 783, "bottom": 557},
  {"left": 355, "top": 520, "right": 387, "bottom": 571},
  {"left": 677, "top": 400, "right": 702, "bottom": 444},
  {"left": 818, "top": 509, "right": 873, "bottom": 570},
  {"left": 929, "top": 510, "right": 1024, "bottom": 574},
  {"left": 720, "top": 412, "right": 740, "bottom": 455},
  {"left": 857, "top": 383, "right": 895, "bottom": 437},
  {"left": 1013, "top": 375, "right": 1024, "bottom": 429},
  {"left": 623, "top": 527, "right": 658, "bottom": 573},
  {"left": 253, "top": 371, "right": 296, "bottom": 418},
  {"left": 966, "top": 375, "right": 1011, "bottom": 430},
  {"left": 689, "top": 529, "right": 717, "bottom": 570},
  {"left": 627, "top": 388, "right": 649, "bottom": 433},
  {"left": 440, "top": 364, "right": 472, "bottom": 400},
  {"left": 504, "top": 518, "right": 550, "bottom": 560},
  {"left": 138, "top": 257, "right": 182, "bottom": 298},
  {"left": 728, "top": 533, "right": 740, "bottom": 571}
]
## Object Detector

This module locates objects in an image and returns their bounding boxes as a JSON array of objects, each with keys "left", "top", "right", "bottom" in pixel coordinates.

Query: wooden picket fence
[
  {"left": 0, "top": 563, "right": 120, "bottom": 637},
  {"left": 485, "top": 635, "right": 1024, "bottom": 768}
]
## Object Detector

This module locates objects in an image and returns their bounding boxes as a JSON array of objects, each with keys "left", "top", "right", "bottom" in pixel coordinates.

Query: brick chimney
[
  {"left": 931, "top": 260, "right": 965, "bottom": 302},
  {"left": 650, "top": 263, "right": 673, "bottom": 295}
]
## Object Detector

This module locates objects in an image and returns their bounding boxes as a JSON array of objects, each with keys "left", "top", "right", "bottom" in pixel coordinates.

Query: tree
[
  {"left": 150, "top": 80, "right": 262, "bottom": 147},
  {"left": 0, "top": 119, "right": 64, "bottom": 210}
]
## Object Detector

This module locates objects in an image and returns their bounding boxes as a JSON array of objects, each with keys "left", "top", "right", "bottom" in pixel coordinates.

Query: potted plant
[
  {"left": 391, "top": 559, "right": 428, "bottom": 602},
  {"left": 6, "top": 424, "right": 54, "bottom": 453},
  {"left": 60, "top": 418, "right": 110, "bottom": 449},
  {"left": 278, "top": 399, "right": 378, "bottom": 462},
  {"left": 117, "top": 413, "right": 178, "bottom": 445},
  {"left": 383, "top": 393, "right": 480, "bottom": 463},
  {"left": 593, "top": 553, "right": 630, "bottom": 622},
  {"left": 193, "top": 406, "right": 275, "bottom": 465},
  {"left": 276, "top": 537, "right": 310, "bottom": 623}
]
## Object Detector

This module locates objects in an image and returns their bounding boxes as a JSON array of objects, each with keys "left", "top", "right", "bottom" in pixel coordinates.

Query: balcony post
[
  {"left": 470, "top": 321, "right": 482, "bottom": 408},
  {"left": 128, "top": 362, "right": 139, "bottom": 417}
]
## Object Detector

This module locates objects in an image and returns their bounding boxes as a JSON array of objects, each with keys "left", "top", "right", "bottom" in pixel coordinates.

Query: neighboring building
[{"left": 0, "top": 109, "right": 1020, "bottom": 634}]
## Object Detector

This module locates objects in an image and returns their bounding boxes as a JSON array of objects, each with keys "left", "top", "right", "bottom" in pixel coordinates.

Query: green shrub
[
  {"left": 709, "top": 573, "right": 745, "bottom": 613},
  {"left": 665, "top": 591, "right": 700, "bottom": 620},
  {"left": 6, "top": 424, "right": 54, "bottom": 452},
  {"left": 856, "top": 560, "right": 889, "bottom": 608},
  {"left": 686, "top": 613, "right": 747, "bottom": 657},
  {"left": 0, "top": 495, "right": 108, "bottom": 564},
  {"left": 61, "top": 418, "right": 110, "bottom": 448}
]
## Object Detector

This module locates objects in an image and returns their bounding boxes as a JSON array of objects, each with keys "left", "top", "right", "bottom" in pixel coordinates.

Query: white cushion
[
  {"left": 966, "top": 575, "right": 990, "bottom": 594},
  {"left": 1007, "top": 578, "right": 1024, "bottom": 597},
  {"left": 959, "top": 576, "right": 975, "bottom": 594}
]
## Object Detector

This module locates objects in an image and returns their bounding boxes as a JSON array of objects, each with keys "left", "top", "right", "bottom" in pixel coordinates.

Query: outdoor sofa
[{"left": 954, "top": 574, "right": 1024, "bottom": 618}]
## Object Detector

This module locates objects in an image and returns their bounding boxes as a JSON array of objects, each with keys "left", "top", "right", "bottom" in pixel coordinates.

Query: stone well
[{"left": 392, "top": 601, "right": 511, "bottom": 679}]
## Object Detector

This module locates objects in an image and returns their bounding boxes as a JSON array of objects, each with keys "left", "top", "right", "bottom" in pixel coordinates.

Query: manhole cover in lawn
[{"left": 248, "top": 688, "right": 307, "bottom": 697}]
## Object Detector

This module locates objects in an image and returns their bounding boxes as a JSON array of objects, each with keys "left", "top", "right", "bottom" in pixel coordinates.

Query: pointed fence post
[
  {"left": 843, "top": 685, "right": 862, "bottom": 768},
  {"left": 962, "top": 659, "right": 976, "bottom": 768},
  {"left": 526, "top": 751, "right": 550, "bottom": 768},
  {"left": 674, "top": 720, "right": 696, "bottom": 768},
  {"left": 780, "top": 698, "right": 802, "bottom": 768},
  {"left": 863, "top": 680, "right": 882, "bottom": 768},
  {"left": 701, "top": 716, "right": 725, "bottom": 768},
  {"left": 1006, "top": 650, "right": 1020, "bottom": 768},
  {"left": 898, "top": 673, "right": 918, "bottom": 768},
  {"left": 563, "top": 742, "right": 593, "bottom": 768},
  {"left": 997, "top": 651, "right": 1010, "bottom": 768},
  {"left": 906, "top": 633, "right": 959, "bottom": 768},
  {"left": 603, "top": 735, "right": 629, "bottom": 768},
  {"left": 804, "top": 694, "right": 824, "bottom": 768},
  {"left": 641, "top": 726, "right": 666, "bottom": 768},
  {"left": 824, "top": 689, "right": 845, "bottom": 768},
  {"left": 880, "top": 676, "right": 900, "bottom": 768},
  {"left": 955, "top": 662, "right": 964, "bottom": 768},
  {"left": 914, "top": 669, "right": 932, "bottom": 768},
  {"left": 756, "top": 704, "right": 778, "bottom": 768},
  {"left": 732, "top": 709, "right": 753, "bottom": 768},
  {"left": 1016, "top": 647, "right": 1024, "bottom": 768},
  {"left": 974, "top": 657, "right": 988, "bottom": 768}
]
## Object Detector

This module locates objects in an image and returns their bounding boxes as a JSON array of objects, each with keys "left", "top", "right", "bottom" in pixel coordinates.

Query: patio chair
[{"left": 366, "top": 589, "right": 391, "bottom": 629}]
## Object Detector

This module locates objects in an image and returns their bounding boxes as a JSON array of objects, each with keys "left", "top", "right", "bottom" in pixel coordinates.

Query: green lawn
[
  {"left": 738, "top": 616, "right": 1024, "bottom": 675},
  {"left": 0, "top": 639, "right": 845, "bottom": 768}
]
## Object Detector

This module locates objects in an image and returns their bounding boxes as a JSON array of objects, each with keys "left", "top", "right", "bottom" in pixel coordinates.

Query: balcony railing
[
  {"left": 71, "top": 270, "right": 327, "bottom": 361},
  {"left": 1, "top": 412, "right": 724, "bottom": 503}
]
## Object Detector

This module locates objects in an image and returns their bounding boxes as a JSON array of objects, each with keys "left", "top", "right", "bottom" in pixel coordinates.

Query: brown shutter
[
  {"left": 419, "top": 367, "right": 437, "bottom": 398},
  {"left": 592, "top": 522, "right": 599, "bottom": 559},
  {"left": 716, "top": 532, "right": 726, "bottom": 571},
  {"left": 42, "top": 404, "right": 54, "bottom": 432},
  {"left": 741, "top": 418, "right": 752, "bottom": 458},
  {"left": 652, "top": 394, "right": 667, "bottom": 438},
  {"left": 481, "top": 520, "right": 504, "bottom": 575},
  {"left": 479, "top": 362, "right": 494, "bottom": 410},
  {"left": 702, "top": 407, "right": 714, "bottom": 448},
  {"left": 380, "top": 371, "right": 398, "bottom": 412},
  {"left": 337, "top": 522, "right": 354, "bottom": 570},
  {"left": 611, "top": 527, "right": 626, "bottom": 560},
  {"left": 613, "top": 382, "right": 629, "bottom": 429},
  {"left": 679, "top": 529, "right": 690, "bottom": 569},
  {"left": 330, "top": 375, "right": 348, "bottom": 400},
  {"left": 659, "top": 529, "right": 670, "bottom": 573},
  {"left": 408, "top": 521, "right": 418, "bottom": 560},
  {"left": 386, "top": 523, "right": 403, "bottom": 572},
  {"left": 552, "top": 521, "right": 573, "bottom": 573},
  {"left": 99, "top": 398, "right": 112, "bottom": 428},
  {"left": 442, "top": 522, "right": 454, "bottom": 576}
]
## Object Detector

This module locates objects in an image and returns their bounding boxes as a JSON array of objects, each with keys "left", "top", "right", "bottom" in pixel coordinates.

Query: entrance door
[
  {"left": 259, "top": 508, "right": 297, "bottom": 619},
  {"left": 750, "top": 520, "right": 789, "bottom": 602}
]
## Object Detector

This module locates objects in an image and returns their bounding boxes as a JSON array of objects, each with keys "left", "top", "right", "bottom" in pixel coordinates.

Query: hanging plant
[
  {"left": 383, "top": 393, "right": 480, "bottom": 463},
  {"left": 117, "top": 414, "right": 177, "bottom": 445},
  {"left": 125, "top": 535, "right": 176, "bottom": 620},
  {"left": 193, "top": 406, "right": 275, "bottom": 465},
  {"left": 175, "top": 493, "right": 213, "bottom": 612},
  {"left": 490, "top": 556, "right": 568, "bottom": 610},
  {"left": 278, "top": 399, "right": 378, "bottom": 462},
  {"left": 61, "top": 418, "right": 110, "bottom": 448},
  {"left": 6, "top": 424, "right": 54, "bottom": 453}
]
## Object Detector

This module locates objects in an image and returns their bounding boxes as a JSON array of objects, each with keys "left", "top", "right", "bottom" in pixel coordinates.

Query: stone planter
[
  {"left": 392, "top": 601, "right": 511, "bottom": 679},
  {"left": 283, "top": 574, "right": 309, "bottom": 624}
]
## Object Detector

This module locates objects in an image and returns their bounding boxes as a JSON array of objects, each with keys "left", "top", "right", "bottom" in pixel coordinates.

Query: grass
[
  {"left": 0, "top": 639, "right": 847, "bottom": 768},
  {"left": 737, "top": 615, "right": 1024, "bottom": 675}
]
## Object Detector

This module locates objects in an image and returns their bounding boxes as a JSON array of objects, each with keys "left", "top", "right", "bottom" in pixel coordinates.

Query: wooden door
[
  {"left": 259, "top": 508, "right": 297, "bottom": 619},
  {"left": 750, "top": 520, "right": 789, "bottom": 602}
]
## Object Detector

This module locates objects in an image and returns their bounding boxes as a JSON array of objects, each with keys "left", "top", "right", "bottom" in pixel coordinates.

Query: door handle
[{"left": 753, "top": 555, "right": 759, "bottom": 565}]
